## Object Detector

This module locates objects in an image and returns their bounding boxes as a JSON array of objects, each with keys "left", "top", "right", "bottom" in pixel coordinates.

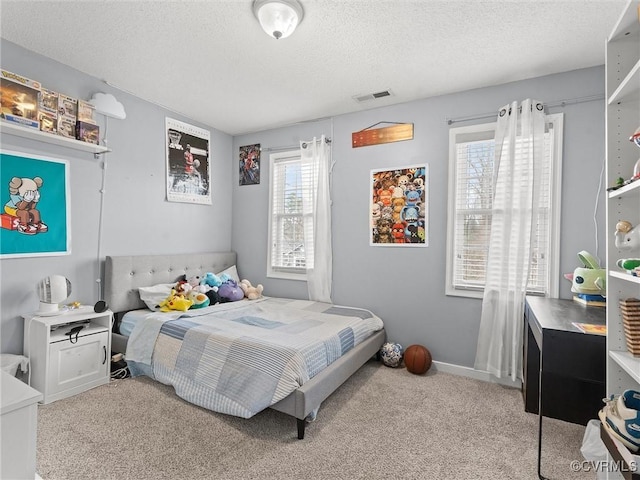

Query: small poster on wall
[
  {"left": 0, "top": 150, "right": 71, "bottom": 258},
  {"left": 239, "top": 144, "right": 260, "bottom": 185},
  {"left": 370, "top": 164, "right": 428, "bottom": 246},
  {"left": 166, "top": 117, "right": 211, "bottom": 204}
]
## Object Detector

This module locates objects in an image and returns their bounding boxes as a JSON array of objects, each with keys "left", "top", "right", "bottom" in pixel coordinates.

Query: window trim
[
  {"left": 445, "top": 113, "right": 563, "bottom": 299},
  {"left": 266, "top": 149, "right": 308, "bottom": 281}
]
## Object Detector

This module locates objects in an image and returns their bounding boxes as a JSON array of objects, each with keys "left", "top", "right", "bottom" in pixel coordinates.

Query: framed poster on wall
[
  {"left": 239, "top": 143, "right": 260, "bottom": 185},
  {"left": 166, "top": 117, "right": 211, "bottom": 204},
  {"left": 0, "top": 150, "right": 71, "bottom": 258},
  {"left": 370, "top": 164, "right": 428, "bottom": 246}
]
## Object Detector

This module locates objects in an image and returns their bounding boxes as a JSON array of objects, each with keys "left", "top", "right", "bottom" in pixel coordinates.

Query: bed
[{"left": 104, "top": 252, "right": 386, "bottom": 439}]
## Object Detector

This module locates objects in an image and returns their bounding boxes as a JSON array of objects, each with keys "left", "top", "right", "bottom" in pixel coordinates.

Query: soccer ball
[{"left": 380, "top": 342, "right": 403, "bottom": 368}]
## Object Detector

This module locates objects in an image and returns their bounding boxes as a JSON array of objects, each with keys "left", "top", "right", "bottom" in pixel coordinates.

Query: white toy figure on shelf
[{"left": 615, "top": 220, "right": 640, "bottom": 251}]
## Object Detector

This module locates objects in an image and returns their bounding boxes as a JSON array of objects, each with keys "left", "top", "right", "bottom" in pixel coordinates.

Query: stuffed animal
[
  {"left": 201, "top": 272, "right": 223, "bottom": 289},
  {"left": 159, "top": 289, "right": 193, "bottom": 312},
  {"left": 218, "top": 280, "right": 245, "bottom": 302},
  {"left": 173, "top": 280, "right": 192, "bottom": 295},
  {"left": 239, "top": 279, "right": 264, "bottom": 300},
  {"left": 205, "top": 289, "right": 221, "bottom": 306},
  {"left": 187, "top": 290, "right": 210, "bottom": 309}
]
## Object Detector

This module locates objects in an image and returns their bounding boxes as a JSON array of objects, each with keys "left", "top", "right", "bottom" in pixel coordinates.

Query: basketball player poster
[{"left": 165, "top": 117, "right": 211, "bottom": 204}]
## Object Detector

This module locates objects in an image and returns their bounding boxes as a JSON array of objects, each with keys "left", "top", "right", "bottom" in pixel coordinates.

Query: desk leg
[{"left": 538, "top": 363, "right": 549, "bottom": 480}]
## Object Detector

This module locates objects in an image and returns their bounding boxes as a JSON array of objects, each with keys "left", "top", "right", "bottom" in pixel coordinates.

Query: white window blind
[
  {"left": 446, "top": 114, "right": 562, "bottom": 298},
  {"left": 267, "top": 150, "right": 313, "bottom": 279}
]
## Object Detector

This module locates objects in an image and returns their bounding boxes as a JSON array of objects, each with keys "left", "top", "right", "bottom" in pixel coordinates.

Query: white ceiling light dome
[{"left": 253, "top": 0, "right": 304, "bottom": 40}]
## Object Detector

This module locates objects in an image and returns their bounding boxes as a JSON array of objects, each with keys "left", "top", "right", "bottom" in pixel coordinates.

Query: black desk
[{"left": 523, "top": 296, "right": 606, "bottom": 480}]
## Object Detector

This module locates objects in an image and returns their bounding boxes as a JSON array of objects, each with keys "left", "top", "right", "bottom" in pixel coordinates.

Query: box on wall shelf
[
  {"left": 75, "top": 120, "right": 99, "bottom": 144},
  {"left": 57, "top": 93, "right": 77, "bottom": 138},
  {"left": 38, "top": 88, "right": 58, "bottom": 133},
  {"left": 39, "top": 88, "right": 58, "bottom": 114},
  {"left": 77, "top": 99, "right": 95, "bottom": 124},
  {"left": 38, "top": 111, "right": 57, "bottom": 133},
  {"left": 0, "top": 69, "right": 41, "bottom": 129}
]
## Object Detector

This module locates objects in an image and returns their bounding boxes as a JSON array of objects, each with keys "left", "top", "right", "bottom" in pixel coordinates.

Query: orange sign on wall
[{"left": 352, "top": 123, "right": 414, "bottom": 148}]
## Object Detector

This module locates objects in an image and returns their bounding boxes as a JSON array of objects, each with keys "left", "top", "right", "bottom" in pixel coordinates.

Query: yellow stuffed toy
[{"left": 159, "top": 289, "right": 193, "bottom": 312}]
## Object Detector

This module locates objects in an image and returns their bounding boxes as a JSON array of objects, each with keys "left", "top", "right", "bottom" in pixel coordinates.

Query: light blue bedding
[{"left": 124, "top": 297, "right": 384, "bottom": 418}]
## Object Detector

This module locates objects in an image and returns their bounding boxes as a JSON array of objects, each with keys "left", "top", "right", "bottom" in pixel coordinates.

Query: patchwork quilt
[{"left": 125, "top": 297, "right": 384, "bottom": 418}]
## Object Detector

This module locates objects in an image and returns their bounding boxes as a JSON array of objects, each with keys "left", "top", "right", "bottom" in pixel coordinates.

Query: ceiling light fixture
[{"left": 253, "top": 0, "right": 304, "bottom": 40}]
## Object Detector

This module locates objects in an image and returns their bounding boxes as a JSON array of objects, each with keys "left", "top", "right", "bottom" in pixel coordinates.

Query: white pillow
[
  {"left": 217, "top": 265, "right": 240, "bottom": 283},
  {"left": 138, "top": 283, "right": 174, "bottom": 310}
]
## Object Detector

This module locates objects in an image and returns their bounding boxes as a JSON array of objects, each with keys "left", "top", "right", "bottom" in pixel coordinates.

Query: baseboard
[{"left": 432, "top": 360, "right": 522, "bottom": 389}]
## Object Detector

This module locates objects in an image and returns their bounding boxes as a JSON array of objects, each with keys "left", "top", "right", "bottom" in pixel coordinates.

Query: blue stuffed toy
[{"left": 201, "top": 272, "right": 223, "bottom": 289}]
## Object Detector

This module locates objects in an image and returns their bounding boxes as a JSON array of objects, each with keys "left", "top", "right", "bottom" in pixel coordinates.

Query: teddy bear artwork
[
  {"left": 3, "top": 176, "right": 48, "bottom": 235},
  {"left": 156, "top": 273, "right": 264, "bottom": 312},
  {"left": 371, "top": 165, "right": 427, "bottom": 246}
]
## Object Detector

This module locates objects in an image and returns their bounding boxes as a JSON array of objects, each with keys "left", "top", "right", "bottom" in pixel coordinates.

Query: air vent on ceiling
[{"left": 353, "top": 89, "right": 394, "bottom": 103}]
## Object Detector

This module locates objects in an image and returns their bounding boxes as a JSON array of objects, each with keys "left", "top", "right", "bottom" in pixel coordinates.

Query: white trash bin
[
  {"left": 582, "top": 419, "right": 625, "bottom": 480},
  {"left": 0, "top": 354, "right": 29, "bottom": 377}
]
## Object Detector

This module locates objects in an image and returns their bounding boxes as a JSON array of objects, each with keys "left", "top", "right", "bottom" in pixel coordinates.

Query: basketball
[{"left": 404, "top": 344, "right": 432, "bottom": 374}]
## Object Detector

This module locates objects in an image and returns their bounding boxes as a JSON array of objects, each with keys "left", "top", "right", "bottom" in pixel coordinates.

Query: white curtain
[
  {"left": 474, "top": 99, "right": 545, "bottom": 381},
  {"left": 300, "top": 135, "right": 333, "bottom": 303}
]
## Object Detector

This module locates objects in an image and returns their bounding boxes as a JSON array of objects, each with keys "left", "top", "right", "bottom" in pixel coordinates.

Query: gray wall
[
  {"left": 233, "top": 66, "right": 606, "bottom": 369},
  {"left": 0, "top": 39, "right": 606, "bottom": 372},
  {"left": 0, "top": 40, "right": 233, "bottom": 353}
]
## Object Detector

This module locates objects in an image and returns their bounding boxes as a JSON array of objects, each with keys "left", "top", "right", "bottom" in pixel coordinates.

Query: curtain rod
[
  {"left": 445, "top": 94, "right": 605, "bottom": 126},
  {"left": 261, "top": 137, "right": 332, "bottom": 152}
]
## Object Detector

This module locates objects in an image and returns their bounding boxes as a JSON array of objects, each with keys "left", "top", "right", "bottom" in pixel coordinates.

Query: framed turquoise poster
[{"left": 1, "top": 150, "right": 70, "bottom": 258}]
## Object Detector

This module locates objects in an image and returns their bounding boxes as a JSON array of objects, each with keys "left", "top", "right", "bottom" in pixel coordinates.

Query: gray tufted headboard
[{"left": 104, "top": 252, "right": 237, "bottom": 314}]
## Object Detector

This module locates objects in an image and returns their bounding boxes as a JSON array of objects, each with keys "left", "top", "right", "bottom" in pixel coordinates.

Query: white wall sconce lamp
[
  {"left": 253, "top": 0, "right": 304, "bottom": 40},
  {"left": 89, "top": 92, "right": 126, "bottom": 120}
]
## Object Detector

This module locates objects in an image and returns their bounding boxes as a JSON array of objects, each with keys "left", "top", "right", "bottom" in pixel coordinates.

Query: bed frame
[{"left": 104, "top": 252, "right": 386, "bottom": 439}]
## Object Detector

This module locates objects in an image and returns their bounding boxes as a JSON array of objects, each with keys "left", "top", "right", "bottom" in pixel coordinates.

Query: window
[
  {"left": 446, "top": 114, "right": 563, "bottom": 298},
  {"left": 267, "top": 150, "right": 313, "bottom": 280}
]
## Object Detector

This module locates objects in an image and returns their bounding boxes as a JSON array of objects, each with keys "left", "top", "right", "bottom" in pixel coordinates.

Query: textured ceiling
[{"left": 0, "top": 0, "right": 626, "bottom": 136}]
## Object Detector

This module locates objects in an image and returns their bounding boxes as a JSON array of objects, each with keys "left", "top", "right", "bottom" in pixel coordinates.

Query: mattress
[{"left": 120, "top": 309, "right": 149, "bottom": 337}]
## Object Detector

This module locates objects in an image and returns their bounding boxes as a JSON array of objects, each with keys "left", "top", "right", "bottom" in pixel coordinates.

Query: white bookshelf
[{"left": 602, "top": 1, "right": 640, "bottom": 475}]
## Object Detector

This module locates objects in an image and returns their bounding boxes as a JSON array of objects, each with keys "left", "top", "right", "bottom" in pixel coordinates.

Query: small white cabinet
[{"left": 23, "top": 306, "right": 113, "bottom": 404}]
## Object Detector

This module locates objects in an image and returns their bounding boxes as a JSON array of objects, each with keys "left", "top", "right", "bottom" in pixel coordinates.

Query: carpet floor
[{"left": 36, "top": 361, "right": 593, "bottom": 479}]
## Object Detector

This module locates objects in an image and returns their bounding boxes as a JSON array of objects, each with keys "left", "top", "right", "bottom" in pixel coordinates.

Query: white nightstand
[{"left": 23, "top": 306, "right": 113, "bottom": 404}]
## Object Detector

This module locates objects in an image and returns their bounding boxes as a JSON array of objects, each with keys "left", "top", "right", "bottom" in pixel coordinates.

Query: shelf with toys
[
  {"left": 609, "top": 177, "right": 640, "bottom": 199},
  {"left": 1, "top": 68, "right": 108, "bottom": 156},
  {"left": 0, "top": 120, "right": 110, "bottom": 155}
]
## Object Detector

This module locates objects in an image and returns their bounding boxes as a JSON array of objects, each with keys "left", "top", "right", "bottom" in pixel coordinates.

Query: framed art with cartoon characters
[
  {"left": 0, "top": 150, "right": 71, "bottom": 258},
  {"left": 370, "top": 164, "right": 428, "bottom": 247}
]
